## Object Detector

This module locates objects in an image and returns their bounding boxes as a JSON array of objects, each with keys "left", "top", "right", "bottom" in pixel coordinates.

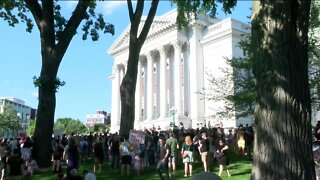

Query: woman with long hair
[
  {"left": 215, "top": 139, "right": 231, "bottom": 177},
  {"left": 181, "top": 135, "right": 194, "bottom": 177}
]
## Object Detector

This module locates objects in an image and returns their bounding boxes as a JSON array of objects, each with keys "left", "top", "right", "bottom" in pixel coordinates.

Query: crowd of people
[
  {"left": 0, "top": 123, "right": 255, "bottom": 179},
  {"left": 0, "top": 136, "right": 38, "bottom": 180}
]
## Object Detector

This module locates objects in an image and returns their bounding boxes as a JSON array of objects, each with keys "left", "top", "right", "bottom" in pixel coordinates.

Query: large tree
[
  {"left": 0, "top": 1, "right": 114, "bottom": 167},
  {"left": 251, "top": 1, "right": 314, "bottom": 179},
  {"left": 119, "top": 0, "right": 159, "bottom": 136}
]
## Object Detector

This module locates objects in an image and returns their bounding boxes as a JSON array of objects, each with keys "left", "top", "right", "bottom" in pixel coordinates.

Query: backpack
[
  {"left": 80, "top": 141, "right": 88, "bottom": 151},
  {"left": 121, "top": 143, "right": 131, "bottom": 155}
]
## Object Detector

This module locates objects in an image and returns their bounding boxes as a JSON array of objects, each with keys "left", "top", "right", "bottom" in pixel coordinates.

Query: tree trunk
[
  {"left": 119, "top": 48, "right": 140, "bottom": 136},
  {"left": 251, "top": 1, "right": 314, "bottom": 179},
  {"left": 34, "top": 55, "right": 60, "bottom": 167},
  {"left": 119, "top": 0, "right": 159, "bottom": 136}
]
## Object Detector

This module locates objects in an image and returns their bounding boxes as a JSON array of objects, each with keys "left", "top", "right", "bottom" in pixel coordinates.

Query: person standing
[
  {"left": 6, "top": 148, "right": 24, "bottom": 180},
  {"left": 215, "top": 140, "right": 231, "bottom": 177},
  {"left": 120, "top": 136, "right": 132, "bottom": 176},
  {"left": 199, "top": 132, "right": 209, "bottom": 172},
  {"left": 66, "top": 139, "right": 80, "bottom": 179},
  {"left": 166, "top": 131, "right": 179, "bottom": 177},
  {"left": 93, "top": 137, "right": 104, "bottom": 173},
  {"left": 156, "top": 137, "right": 170, "bottom": 180},
  {"left": 109, "top": 134, "right": 120, "bottom": 169},
  {"left": 181, "top": 136, "right": 194, "bottom": 177}
]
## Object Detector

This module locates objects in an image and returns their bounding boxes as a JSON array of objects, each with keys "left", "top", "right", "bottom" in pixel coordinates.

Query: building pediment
[{"left": 108, "top": 17, "right": 176, "bottom": 56}]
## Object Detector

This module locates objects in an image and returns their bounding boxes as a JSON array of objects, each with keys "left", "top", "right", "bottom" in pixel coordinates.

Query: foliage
[
  {"left": 54, "top": 117, "right": 86, "bottom": 135},
  {"left": 33, "top": 76, "right": 65, "bottom": 93},
  {"left": 308, "top": 1, "right": 320, "bottom": 111},
  {"left": 0, "top": 1, "right": 114, "bottom": 40},
  {"left": 172, "top": 0, "right": 237, "bottom": 30},
  {"left": 26, "top": 118, "right": 36, "bottom": 136},
  {"left": 86, "top": 124, "right": 109, "bottom": 134},
  {"left": 0, "top": 106, "right": 22, "bottom": 136}
]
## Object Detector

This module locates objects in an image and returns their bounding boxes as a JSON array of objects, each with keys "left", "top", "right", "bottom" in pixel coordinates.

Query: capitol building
[{"left": 108, "top": 9, "right": 251, "bottom": 133}]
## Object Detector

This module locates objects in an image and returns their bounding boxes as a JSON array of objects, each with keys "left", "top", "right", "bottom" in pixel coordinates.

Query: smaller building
[
  {"left": 86, "top": 110, "right": 110, "bottom": 127},
  {"left": 0, "top": 97, "right": 34, "bottom": 130}
]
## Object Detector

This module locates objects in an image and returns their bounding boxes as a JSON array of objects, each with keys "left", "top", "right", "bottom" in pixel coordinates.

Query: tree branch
[
  {"left": 137, "top": 0, "right": 159, "bottom": 44},
  {"left": 42, "top": 0, "right": 55, "bottom": 47},
  {"left": 55, "top": 0, "right": 90, "bottom": 62},
  {"left": 130, "top": 0, "right": 145, "bottom": 37},
  {"left": 127, "top": 0, "right": 134, "bottom": 23},
  {"left": 24, "top": 0, "right": 42, "bottom": 30}
]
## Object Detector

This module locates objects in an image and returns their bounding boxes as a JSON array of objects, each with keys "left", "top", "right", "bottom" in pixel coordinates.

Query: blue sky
[{"left": 0, "top": 1, "right": 251, "bottom": 122}]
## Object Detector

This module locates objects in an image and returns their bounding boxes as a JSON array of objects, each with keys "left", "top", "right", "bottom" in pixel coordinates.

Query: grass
[{"left": 26, "top": 153, "right": 252, "bottom": 180}]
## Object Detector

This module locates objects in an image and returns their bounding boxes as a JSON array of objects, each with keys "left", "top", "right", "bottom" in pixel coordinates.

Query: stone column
[
  {"left": 135, "top": 60, "right": 142, "bottom": 123},
  {"left": 111, "top": 65, "right": 120, "bottom": 131},
  {"left": 173, "top": 41, "right": 183, "bottom": 116},
  {"left": 146, "top": 52, "right": 154, "bottom": 120},
  {"left": 143, "top": 64, "right": 147, "bottom": 120},
  {"left": 158, "top": 46, "right": 169, "bottom": 119},
  {"left": 118, "top": 65, "right": 124, "bottom": 126},
  {"left": 189, "top": 24, "right": 205, "bottom": 127}
]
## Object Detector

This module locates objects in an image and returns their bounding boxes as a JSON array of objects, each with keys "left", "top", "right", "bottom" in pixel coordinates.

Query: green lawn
[{"left": 26, "top": 153, "right": 252, "bottom": 180}]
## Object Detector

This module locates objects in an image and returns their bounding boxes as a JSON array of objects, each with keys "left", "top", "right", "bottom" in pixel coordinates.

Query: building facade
[
  {"left": 0, "top": 97, "right": 33, "bottom": 130},
  {"left": 86, "top": 110, "right": 110, "bottom": 127},
  {"left": 108, "top": 9, "right": 251, "bottom": 132}
]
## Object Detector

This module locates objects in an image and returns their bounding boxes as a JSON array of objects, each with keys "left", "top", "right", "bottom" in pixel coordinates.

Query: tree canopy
[
  {"left": 0, "top": 106, "right": 22, "bottom": 137},
  {"left": 54, "top": 117, "right": 86, "bottom": 135}
]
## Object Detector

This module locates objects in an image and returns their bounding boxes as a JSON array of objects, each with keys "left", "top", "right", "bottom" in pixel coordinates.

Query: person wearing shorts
[
  {"left": 166, "top": 131, "right": 179, "bottom": 177},
  {"left": 199, "top": 132, "right": 209, "bottom": 172},
  {"left": 120, "top": 137, "right": 132, "bottom": 176}
]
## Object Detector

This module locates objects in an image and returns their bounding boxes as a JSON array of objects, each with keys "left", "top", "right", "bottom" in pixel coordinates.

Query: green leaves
[
  {"left": 54, "top": 118, "right": 86, "bottom": 135},
  {"left": 33, "top": 76, "right": 65, "bottom": 93},
  {"left": 173, "top": 0, "right": 237, "bottom": 30},
  {"left": 0, "top": 1, "right": 114, "bottom": 41},
  {"left": 0, "top": 0, "right": 33, "bottom": 32},
  {"left": 82, "top": 13, "right": 114, "bottom": 41},
  {"left": 0, "top": 106, "right": 23, "bottom": 136}
]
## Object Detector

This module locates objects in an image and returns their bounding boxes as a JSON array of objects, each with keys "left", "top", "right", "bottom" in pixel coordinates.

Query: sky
[{"left": 0, "top": 1, "right": 251, "bottom": 123}]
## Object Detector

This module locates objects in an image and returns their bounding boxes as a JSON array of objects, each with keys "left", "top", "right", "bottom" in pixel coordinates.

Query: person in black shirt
[
  {"left": 6, "top": 148, "right": 24, "bottom": 179},
  {"left": 199, "top": 132, "right": 209, "bottom": 172},
  {"left": 156, "top": 137, "right": 170, "bottom": 180},
  {"left": 215, "top": 140, "right": 231, "bottom": 177}
]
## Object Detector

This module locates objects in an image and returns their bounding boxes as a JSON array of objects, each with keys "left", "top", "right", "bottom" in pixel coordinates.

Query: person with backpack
[
  {"left": 79, "top": 136, "right": 88, "bottom": 163},
  {"left": 120, "top": 136, "right": 132, "bottom": 176}
]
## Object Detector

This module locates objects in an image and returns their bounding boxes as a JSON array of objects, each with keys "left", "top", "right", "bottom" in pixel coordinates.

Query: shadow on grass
[{"left": 26, "top": 152, "right": 252, "bottom": 180}]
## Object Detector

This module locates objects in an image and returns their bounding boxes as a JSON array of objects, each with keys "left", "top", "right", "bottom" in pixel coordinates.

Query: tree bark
[
  {"left": 34, "top": 57, "right": 59, "bottom": 167},
  {"left": 251, "top": 1, "right": 314, "bottom": 179},
  {"left": 119, "top": 0, "right": 159, "bottom": 136}
]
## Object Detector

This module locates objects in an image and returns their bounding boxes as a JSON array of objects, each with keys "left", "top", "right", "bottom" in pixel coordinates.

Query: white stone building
[
  {"left": 86, "top": 110, "right": 110, "bottom": 127},
  {"left": 108, "top": 9, "right": 251, "bottom": 132}
]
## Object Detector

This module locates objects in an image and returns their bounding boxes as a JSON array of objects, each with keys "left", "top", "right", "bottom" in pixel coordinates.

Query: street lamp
[{"left": 170, "top": 107, "right": 176, "bottom": 129}]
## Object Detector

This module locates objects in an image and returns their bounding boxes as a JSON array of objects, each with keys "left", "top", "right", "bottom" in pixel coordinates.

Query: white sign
[{"left": 129, "top": 131, "right": 145, "bottom": 144}]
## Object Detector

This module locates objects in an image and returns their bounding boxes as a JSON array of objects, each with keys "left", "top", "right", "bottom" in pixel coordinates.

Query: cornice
[{"left": 108, "top": 18, "right": 176, "bottom": 57}]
